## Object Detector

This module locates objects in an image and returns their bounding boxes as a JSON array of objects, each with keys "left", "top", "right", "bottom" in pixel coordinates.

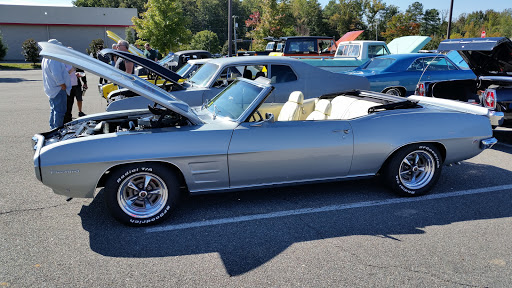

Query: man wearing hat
[{"left": 41, "top": 39, "right": 71, "bottom": 129}]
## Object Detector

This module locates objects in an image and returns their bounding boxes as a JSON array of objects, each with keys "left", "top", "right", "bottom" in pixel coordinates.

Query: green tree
[
  {"left": 289, "top": 0, "right": 323, "bottom": 36},
  {"left": 499, "top": 9, "right": 512, "bottom": 38},
  {"left": 132, "top": 0, "right": 192, "bottom": 54},
  {"left": 21, "top": 39, "right": 39, "bottom": 65},
  {"left": 190, "top": 30, "right": 221, "bottom": 53},
  {"left": 406, "top": 1, "right": 424, "bottom": 23},
  {"left": 381, "top": 12, "right": 420, "bottom": 40},
  {"left": 245, "top": 0, "right": 288, "bottom": 51},
  {"left": 85, "top": 38, "right": 104, "bottom": 57},
  {"left": 324, "top": 0, "right": 366, "bottom": 38},
  {"left": 364, "top": 0, "right": 386, "bottom": 40},
  {"left": 125, "top": 27, "right": 136, "bottom": 44},
  {"left": 421, "top": 9, "right": 441, "bottom": 37},
  {"left": 73, "top": 0, "right": 148, "bottom": 14},
  {"left": 0, "top": 30, "right": 7, "bottom": 61}
]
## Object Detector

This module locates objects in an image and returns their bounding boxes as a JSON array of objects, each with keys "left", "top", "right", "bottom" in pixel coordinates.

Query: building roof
[{"left": 0, "top": 4, "right": 136, "bottom": 27}]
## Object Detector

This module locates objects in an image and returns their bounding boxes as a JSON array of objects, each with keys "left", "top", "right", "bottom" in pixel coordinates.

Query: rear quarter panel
[{"left": 348, "top": 108, "right": 492, "bottom": 175}]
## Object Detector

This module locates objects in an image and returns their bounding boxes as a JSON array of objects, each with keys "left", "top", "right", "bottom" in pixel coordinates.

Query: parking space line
[{"left": 146, "top": 184, "right": 512, "bottom": 233}]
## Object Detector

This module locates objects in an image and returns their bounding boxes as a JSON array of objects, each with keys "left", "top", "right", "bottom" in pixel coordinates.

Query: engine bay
[{"left": 43, "top": 107, "right": 189, "bottom": 145}]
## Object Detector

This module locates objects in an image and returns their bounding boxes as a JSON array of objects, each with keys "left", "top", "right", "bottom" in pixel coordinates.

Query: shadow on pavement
[
  {"left": 79, "top": 163, "right": 512, "bottom": 276},
  {"left": 0, "top": 78, "right": 41, "bottom": 83}
]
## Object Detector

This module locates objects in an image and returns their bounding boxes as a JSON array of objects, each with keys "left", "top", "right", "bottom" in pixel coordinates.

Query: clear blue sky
[{"left": 0, "top": 0, "right": 510, "bottom": 19}]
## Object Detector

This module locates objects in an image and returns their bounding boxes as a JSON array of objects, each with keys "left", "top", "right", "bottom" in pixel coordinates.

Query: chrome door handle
[{"left": 333, "top": 129, "right": 350, "bottom": 134}]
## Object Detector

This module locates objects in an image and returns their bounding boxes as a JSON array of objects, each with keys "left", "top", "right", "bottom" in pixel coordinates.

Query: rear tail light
[
  {"left": 484, "top": 89, "right": 497, "bottom": 108},
  {"left": 416, "top": 83, "right": 425, "bottom": 96}
]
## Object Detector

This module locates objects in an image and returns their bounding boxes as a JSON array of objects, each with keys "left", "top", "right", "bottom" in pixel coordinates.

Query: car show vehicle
[
  {"left": 300, "top": 36, "right": 432, "bottom": 72},
  {"left": 106, "top": 30, "right": 144, "bottom": 56},
  {"left": 33, "top": 41, "right": 499, "bottom": 226},
  {"left": 345, "top": 53, "right": 475, "bottom": 96},
  {"left": 415, "top": 37, "right": 512, "bottom": 124},
  {"left": 103, "top": 53, "right": 370, "bottom": 112},
  {"left": 161, "top": 50, "right": 212, "bottom": 71},
  {"left": 98, "top": 50, "right": 209, "bottom": 100}
]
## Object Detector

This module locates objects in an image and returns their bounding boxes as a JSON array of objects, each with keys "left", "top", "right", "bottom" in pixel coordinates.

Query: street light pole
[
  {"left": 233, "top": 15, "right": 238, "bottom": 56},
  {"left": 228, "top": 0, "right": 232, "bottom": 57},
  {"left": 446, "top": 0, "right": 454, "bottom": 39}
]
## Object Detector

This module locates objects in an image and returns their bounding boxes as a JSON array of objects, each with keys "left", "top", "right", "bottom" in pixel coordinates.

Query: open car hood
[
  {"left": 38, "top": 42, "right": 201, "bottom": 124},
  {"left": 100, "top": 49, "right": 184, "bottom": 89},
  {"left": 437, "top": 37, "right": 512, "bottom": 76},
  {"left": 387, "top": 36, "right": 431, "bottom": 54},
  {"left": 336, "top": 30, "right": 364, "bottom": 46},
  {"left": 106, "top": 30, "right": 145, "bottom": 57}
]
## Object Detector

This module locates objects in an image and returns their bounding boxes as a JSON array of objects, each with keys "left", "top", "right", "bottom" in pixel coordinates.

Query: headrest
[
  {"left": 315, "top": 99, "right": 332, "bottom": 115},
  {"left": 288, "top": 91, "right": 304, "bottom": 104}
]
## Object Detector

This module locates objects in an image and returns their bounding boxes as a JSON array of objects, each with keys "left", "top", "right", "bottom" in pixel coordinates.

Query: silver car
[
  {"left": 104, "top": 53, "right": 370, "bottom": 112},
  {"left": 33, "top": 42, "right": 498, "bottom": 226}
]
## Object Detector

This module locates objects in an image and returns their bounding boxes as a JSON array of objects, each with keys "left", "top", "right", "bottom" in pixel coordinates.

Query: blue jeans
[{"left": 49, "top": 89, "right": 67, "bottom": 129}]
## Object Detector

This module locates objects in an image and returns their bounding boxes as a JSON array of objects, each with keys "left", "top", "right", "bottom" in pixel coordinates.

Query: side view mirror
[{"left": 265, "top": 113, "right": 275, "bottom": 123}]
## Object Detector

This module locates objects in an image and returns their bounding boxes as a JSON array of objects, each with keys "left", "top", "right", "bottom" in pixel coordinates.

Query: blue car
[{"left": 345, "top": 53, "right": 475, "bottom": 96}]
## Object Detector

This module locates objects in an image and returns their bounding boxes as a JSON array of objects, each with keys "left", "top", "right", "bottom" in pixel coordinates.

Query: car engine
[{"left": 42, "top": 108, "right": 189, "bottom": 146}]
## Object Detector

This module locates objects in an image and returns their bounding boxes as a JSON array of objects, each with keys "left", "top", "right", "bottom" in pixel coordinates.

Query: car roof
[{"left": 205, "top": 56, "right": 302, "bottom": 66}]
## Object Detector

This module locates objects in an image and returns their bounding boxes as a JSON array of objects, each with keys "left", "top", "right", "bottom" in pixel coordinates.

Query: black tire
[
  {"left": 104, "top": 163, "right": 180, "bottom": 226},
  {"left": 383, "top": 144, "right": 442, "bottom": 197},
  {"left": 385, "top": 88, "right": 402, "bottom": 97}
]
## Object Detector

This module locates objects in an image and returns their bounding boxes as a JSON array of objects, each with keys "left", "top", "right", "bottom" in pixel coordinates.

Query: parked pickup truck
[
  {"left": 299, "top": 36, "right": 431, "bottom": 72},
  {"left": 415, "top": 37, "right": 511, "bottom": 127}
]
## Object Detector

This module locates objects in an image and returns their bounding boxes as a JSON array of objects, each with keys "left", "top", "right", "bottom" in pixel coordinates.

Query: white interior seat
[
  {"left": 306, "top": 99, "right": 332, "bottom": 120},
  {"left": 328, "top": 96, "right": 358, "bottom": 119},
  {"left": 277, "top": 91, "right": 304, "bottom": 121},
  {"left": 341, "top": 100, "right": 379, "bottom": 119}
]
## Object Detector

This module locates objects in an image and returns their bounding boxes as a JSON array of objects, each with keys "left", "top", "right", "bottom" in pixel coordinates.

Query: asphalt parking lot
[{"left": 1, "top": 69, "right": 511, "bottom": 287}]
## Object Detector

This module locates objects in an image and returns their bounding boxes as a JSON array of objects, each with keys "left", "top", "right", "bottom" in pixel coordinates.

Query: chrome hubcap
[
  {"left": 399, "top": 150, "right": 435, "bottom": 190},
  {"left": 117, "top": 172, "right": 168, "bottom": 218}
]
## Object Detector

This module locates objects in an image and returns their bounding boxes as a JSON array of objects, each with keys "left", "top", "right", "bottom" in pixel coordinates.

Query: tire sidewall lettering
[
  {"left": 128, "top": 205, "right": 171, "bottom": 225},
  {"left": 116, "top": 167, "right": 154, "bottom": 184}
]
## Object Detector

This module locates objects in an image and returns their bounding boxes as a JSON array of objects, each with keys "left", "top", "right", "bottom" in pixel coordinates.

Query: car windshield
[
  {"left": 176, "top": 63, "right": 191, "bottom": 76},
  {"left": 187, "top": 62, "right": 219, "bottom": 87},
  {"left": 206, "top": 79, "right": 263, "bottom": 121},
  {"left": 361, "top": 58, "right": 395, "bottom": 71}
]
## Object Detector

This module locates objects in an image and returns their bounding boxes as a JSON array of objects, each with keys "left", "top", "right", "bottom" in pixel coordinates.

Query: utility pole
[
  {"left": 446, "top": 0, "right": 454, "bottom": 39},
  {"left": 227, "top": 0, "right": 232, "bottom": 57},
  {"left": 233, "top": 15, "right": 238, "bottom": 56}
]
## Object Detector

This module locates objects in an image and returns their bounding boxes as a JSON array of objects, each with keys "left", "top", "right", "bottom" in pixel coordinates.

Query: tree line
[{"left": 73, "top": 0, "right": 512, "bottom": 55}]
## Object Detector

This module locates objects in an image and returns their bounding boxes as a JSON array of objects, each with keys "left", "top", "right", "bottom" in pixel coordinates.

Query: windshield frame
[
  {"left": 187, "top": 62, "right": 219, "bottom": 87},
  {"left": 205, "top": 78, "right": 273, "bottom": 123}
]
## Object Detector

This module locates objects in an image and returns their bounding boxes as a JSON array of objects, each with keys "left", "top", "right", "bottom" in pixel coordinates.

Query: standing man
[
  {"left": 115, "top": 40, "right": 134, "bottom": 74},
  {"left": 144, "top": 43, "right": 158, "bottom": 61},
  {"left": 42, "top": 39, "right": 71, "bottom": 129}
]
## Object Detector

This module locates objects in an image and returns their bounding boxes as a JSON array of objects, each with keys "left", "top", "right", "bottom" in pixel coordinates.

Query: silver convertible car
[{"left": 33, "top": 42, "right": 498, "bottom": 226}]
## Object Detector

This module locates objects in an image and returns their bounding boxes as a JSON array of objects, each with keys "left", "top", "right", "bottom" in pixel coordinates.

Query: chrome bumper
[
  {"left": 488, "top": 110, "right": 504, "bottom": 127},
  {"left": 32, "top": 134, "right": 45, "bottom": 182},
  {"left": 480, "top": 137, "right": 498, "bottom": 150}
]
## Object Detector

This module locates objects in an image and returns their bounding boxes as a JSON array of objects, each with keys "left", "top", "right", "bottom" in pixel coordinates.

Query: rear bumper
[
  {"left": 480, "top": 137, "right": 498, "bottom": 149},
  {"left": 488, "top": 110, "right": 505, "bottom": 126}
]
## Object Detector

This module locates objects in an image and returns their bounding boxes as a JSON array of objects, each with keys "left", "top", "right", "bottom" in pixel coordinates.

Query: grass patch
[{"left": 0, "top": 63, "right": 41, "bottom": 70}]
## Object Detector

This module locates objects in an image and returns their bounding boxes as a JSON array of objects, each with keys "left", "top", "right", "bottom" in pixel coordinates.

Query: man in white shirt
[{"left": 41, "top": 39, "right": 71, "bottom": 129}]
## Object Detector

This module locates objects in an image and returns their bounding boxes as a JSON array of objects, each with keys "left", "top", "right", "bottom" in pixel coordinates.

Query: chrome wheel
[
  {"left": 399, "top": 150, "right": 435, "bottom": 190},
  {"left": 385, "top": 88, "right": 401, "bottom": 96},
  {"left": 117, "top": 172, "right": 168, "bottom": 219}
]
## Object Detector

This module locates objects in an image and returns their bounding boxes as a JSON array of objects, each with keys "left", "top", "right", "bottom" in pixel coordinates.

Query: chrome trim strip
[{"left": 189, "top": 173, "right": 375, "bottom": 194}]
